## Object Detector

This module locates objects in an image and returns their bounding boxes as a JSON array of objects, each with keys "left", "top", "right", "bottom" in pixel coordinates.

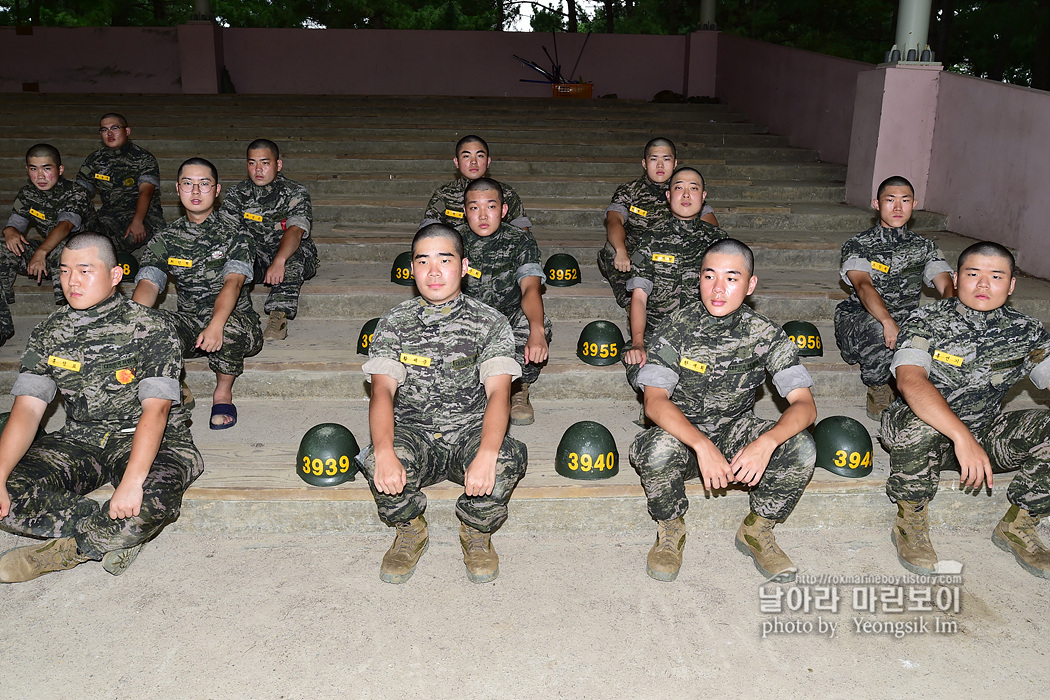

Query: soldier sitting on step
[
  {"left": 458, "top": 178, "right": 551, "bottom": 426},
  {"left": 834, "top": 175, "right": 954, "bottom": 421},
  {"left": 219, "top": 139, "right": 318, "bottom": 341},
  {"left": 419, "top": 135, "right": 531, "bottom": 231},
  {"left": 598, "top": 138, "right": 718, "bottom": 310},
  {"left": 884, "top": 241, "right": 1050, "bottom": 580},
  {"left": 75, "top": 112, "right": 166, "bottom": 254},
  {"left": 359, "top": 224, "right": 527, "bottom": 585},
  {"left": 629, "top": 238, "right": 817, "bottom": 584},
  {"left": 0, "top": 233, "right": 202, "bottom": 584}
]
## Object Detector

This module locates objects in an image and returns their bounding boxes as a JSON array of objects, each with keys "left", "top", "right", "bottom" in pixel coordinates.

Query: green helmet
[
  {"left": 390, "top": 251, "right": 415, "bottom": 286},
  {"left": 116, "top": 252, "right": 139, "bottom": 280},
  {"left": 813, "top": 416, "right": 873, "bottom": 478},
  {"left": 0, "top": 412, "right": 46, "bottom": 442},
  {"left": 555, "top": 421, "right": 619, "bottom": 480},
  {"left": 783, "top": 320, "right": 823, "bottom": 357},
  {"left": 297, "top": 423, "right": 360, "bottom": 487},
  {"left": 577, "top": 320, "right": 624, "bottom": 366},
  {"left": 544, "top": 253, "right": 581, "bottom": 287},
  {"left": 357, "top": 317, "right": 381, "bottom": 356}
]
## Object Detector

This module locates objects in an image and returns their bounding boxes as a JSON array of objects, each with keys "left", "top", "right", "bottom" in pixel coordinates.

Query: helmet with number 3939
[
  {"left": 297, "top": 423, "right": 360, "bottom": 487},
  {"left": 813, "top": 415, "right": 873, "bottom": 478}
]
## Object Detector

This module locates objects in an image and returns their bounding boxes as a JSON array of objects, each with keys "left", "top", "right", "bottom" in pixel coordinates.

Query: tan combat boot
[
  {"left": 0, "top": 537, "right": 90, "bottom": 583},
  {"left": 866, "top": 383, "right": 894, "bottom": 421},
  {"left": 647, "top": 517, "right": 686, "bottom": 581},
  {"left": 992, "top": 504, "right": 1050, "bottom": 579},
  {"left": 102, "top": 543, "right": 146, "bottom": 576},
  {"left": 892, "top": 500, "right": 938, "bottom": 574},
  {"left": 460, "top": 522, "right": 499, "bottom": 583},
  {"left": 380, "top": 515, "right": 429, "bottom": 584},
  {"left": 263, "top": 310, "right": 288, "bottom": 341},
  {"left": 509, "top": 382, "right": 534, "bottom": 426},
  {"left": 736, "top": 512, "right": 797, "bottom": 582}
]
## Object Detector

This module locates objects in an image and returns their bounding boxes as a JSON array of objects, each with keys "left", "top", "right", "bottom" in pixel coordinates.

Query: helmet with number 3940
[
  {"left": 544, "top": 253, "right": 581, "bottom": 287},
  {"left": 782, "top": 320, "right": 823, "bottom": 357},
  {"left": 813, "top": 415, "right": 873, "bottom": 478},
  {"left": 576, "top": 320, "right": 625, "bottom": 366},
  {"left": 555, "top": 420, "right": 619, "bottom": 480},
  {"left": 297, "top": 423, "right": 361, "bottom": 487}
]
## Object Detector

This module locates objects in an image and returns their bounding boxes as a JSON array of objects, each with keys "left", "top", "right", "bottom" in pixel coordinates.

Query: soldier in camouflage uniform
[
  {"left": 359, "top": 224, "right": 526, "bottom": 585},
  {"left": 133, "top": 158, "right": 262, "bottom": 431},
  {"left": 219, "top": 139, "right": 318, "bottom": 341},
  {"left": 834, "top": 176, "right": 954, "bottom": 420},
  {"left": 598, "top": 138, "right": 718, "bottom": 309},
  {"left": 883, "top": 241, "right": 1050, "bottom": 579},
  {"left": 0, "top": 234, "right": 202, "bottom": 583},
  {"left": 623, "top": 167, "right": 728, "bottom": 392},
  {"left": 459, "top": 178, "right": 551, "bottom": 426},
  {"left": 419, "top": 135, "right": 531, "bottom": 230},
  {"left": 1, "top": 144, "right": 94, "bottom": 343},
  {"left": 629, "top": 239, "right": 817, "bottom": 583},
  {"left": 75, "top": 113, "right": 165, "bottom": 253}
]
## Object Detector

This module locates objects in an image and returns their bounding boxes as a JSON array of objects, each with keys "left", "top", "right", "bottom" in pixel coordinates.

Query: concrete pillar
[
  {"left": 700, "top": 0, "right": 716, "bottom": 30},
  {"left": 887, "top": 0, "right": 937, "bottom": 63},
  {"left": 177, "top": 22, "right": 223, "bottom": 94}
]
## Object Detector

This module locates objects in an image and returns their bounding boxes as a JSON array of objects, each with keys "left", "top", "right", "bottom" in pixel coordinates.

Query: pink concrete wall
[
  {"left": 925, "top": 72, "right": 1050, "bottom": 279},
  {"left": 715, "top": 33, "right": 872, "bottom": 164},
  {"left": 685, "top": 31, "right": 718, "bottom": 98},
  {"left": 0, "top": 26, "right": 182, "bottom": 93}
]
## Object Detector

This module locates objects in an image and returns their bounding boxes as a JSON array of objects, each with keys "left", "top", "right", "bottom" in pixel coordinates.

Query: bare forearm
[
  {"left": 644, "top": 389, "right": 708, "bottom": 453},
  {"left": 368, "top": 382, "right": 397, "bottom": 457},
  {"left": 761, "top": 389, "right": 816, "bottom": 447},
  {"left": 604, "top": 212, "right": 627, "bottom": 252},
  {"left": 132, "top": 279, "right": 160, "bottom": 307},
  {"left": 520, "top": 280, "right": 545, "bottom": 335},
  {"left": 273, "top": 226, "right": 304, "bottom": 264},
  {"left": 210, "top": 275, "right": 245, "bottom": 329},
  {"left": 629, "top": 290, "right": 648, "bottom": 348},
  {"left": 479, "top": 383, "right": 510, "bottom": 457},
  {"left": 0, "top": 396, "right": 47, "bottom": 483},
  {"left": 897, "top": 366, "right": 971, "bottom": 442},
  {"left": 123, "top": 400, "right": 170, "bottom": 486},
  {"left": 39, "top": 221, "right": 74, "bottom": 255},
  {"left": 133, "top": 184, "right": 155, "bottom": 223}
]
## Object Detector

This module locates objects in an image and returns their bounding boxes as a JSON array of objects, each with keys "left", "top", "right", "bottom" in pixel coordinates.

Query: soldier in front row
[
  {"left": 630, "top": 239, "right": 816, "bottom": 583},
  {"left": 359, "top": 224, "right": 527, "bottom": 585},
  {"left": 0, "top": 234, "right": 202, "bottom": 583},
  {"left": 885, "top": 241, "right": 1050, "bottom": 579}
]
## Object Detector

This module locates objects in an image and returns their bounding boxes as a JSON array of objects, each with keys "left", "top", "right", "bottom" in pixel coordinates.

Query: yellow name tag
[
  {"left": 400, "top": 353, "right": 432, "bottom": 368},
  {"left": 48, "top": 355, "right": 81, "bottom": 372},
  {"left": 94, "top": 173, "right": 110, "bottom": 182},
  {"left": 466, "top": 266, "right": 482, "bottom": 279},
  {"left": 444, "top": 209, "right": 464, "bottom": 219},
  {"left": 629, "top": 205, "right": 648, "bottom": 217},
  {"left": 243, "top": 212, "right": 263, "bottom": 223},
  {"left": 29, "top": 208, "right": 46, "bottom": 220},
  {"left": 680, "top": 357, "right": 707, "bottom": 373},
  {"left": 870, "top": 261, "right": 890, "bottom": 273},
  {"left": 123, "top": 177, "right": 135, "bottom": 186},
  {"left": 652, "top": 253, "right": 676, "bottom": 264},
  {"left": 933, "top": 350, "right": 964, "bottom": 367},
  {"left": 167, "top": 257, "right": 193, "bottom": 268}
]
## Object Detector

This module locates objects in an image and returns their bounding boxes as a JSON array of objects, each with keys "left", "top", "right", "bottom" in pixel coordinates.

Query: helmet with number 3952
[
  {"left": 813, "top": 415, "right": 873, "bottom": 478},
  {"left": 297, "top": 423, "right": 360, "bottom": 487},
  {"left": 544, "top": 253, "right": 581, "bottom": 287},
  {"left": 576, "top": 320, "right": 625, "bottom": 366},
  {"left": 782, "top": 320, "right": 823, "bottom": 357}
]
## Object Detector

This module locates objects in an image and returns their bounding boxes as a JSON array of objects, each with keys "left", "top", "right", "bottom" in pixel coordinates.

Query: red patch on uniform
[{"left": 115, "top": 369, "right": 135, "bottom": 384}]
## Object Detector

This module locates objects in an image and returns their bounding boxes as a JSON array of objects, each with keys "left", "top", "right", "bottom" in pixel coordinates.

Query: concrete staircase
[{"left": 2, "top": 94, "right": 1048, "bottom": 534}]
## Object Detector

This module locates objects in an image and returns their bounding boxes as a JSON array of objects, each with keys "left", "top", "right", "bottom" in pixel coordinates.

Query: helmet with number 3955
[
  {"left": 555, "top": 421, "right": 619, "bottom": 480},
  {"left": 782, "top": 320, "right": 823, "bottom": 357},
  {"left": 297, "top": 423, "right": 360, "bottom": 487},
  {"left": 544, "top": 253, "right": 581, "bottom": 287},
  {"left": 576, "top": 320, "right": 625, "bottom": 366},
  {"left": 813, "top": 415, "right": 873, "bottom": 478}
]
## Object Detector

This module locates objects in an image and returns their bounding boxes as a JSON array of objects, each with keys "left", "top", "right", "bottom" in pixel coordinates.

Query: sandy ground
[{"left": 1, "top": 523, "right": 1048, "bottom": 699}]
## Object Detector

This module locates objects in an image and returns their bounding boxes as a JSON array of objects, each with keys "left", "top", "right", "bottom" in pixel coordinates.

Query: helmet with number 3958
[
  {"left": 813, "top": 415, "right": 873, "bottom": 478},
  {"left": 297, "top": 423, "right": 360, "bottom": 487},
  {"left": 782, "top": 320, "right": 823, "bottom": 357},
  {"left": 555, "top": 421, "right": 619, "bottom": 480},
  {"left": 576, "top": 320, "right": 625, "bottom": 366},
  {"left": 544, "top": 253, "right": 581, "bottom": 287},
  {"left": 116, "top": 251, "right": 139, "bottom": 280}
]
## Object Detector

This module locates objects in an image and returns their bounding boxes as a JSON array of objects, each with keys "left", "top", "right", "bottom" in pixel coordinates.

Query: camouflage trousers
[
  {"left": 0, "top": 295, "right": 12, "bottom": 344},
  {"left": 834, "top": 298, "right": 894, "bottom": 386},
  {"left": 0, "top": 240, "right": 66, "bottom": 306},
  {"left": 597, "top": 242, "right": 632, "bottom": 309},
  {"left": 358, "top": 424, "right": 528, "bottom": 533},
  {"left": 883, "top": 404, "right": 1050, "bottom": 516},
  {"left": 252, "top": 237, "right": 318, "bottom": 319},
  {"left": 630, "top": 413, "right": 816, "bottom": 522},
  {"left": 0, "top": 430, "right": 203, "bottom": 559},
  {"left": 166, "top": 307, "right": 263, "bottom": 377},
  {"left": 508, "top": 307, "right": 552, "bottom": 385},
  {"left": 94, "top": 207, "right": 164, "bottom": 254}
]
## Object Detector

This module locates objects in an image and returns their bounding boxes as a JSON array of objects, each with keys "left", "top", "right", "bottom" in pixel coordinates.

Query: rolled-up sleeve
[
  {"left": 362, "top": 357, "right": 407, "bottom": 386},
  {"left": 12, "top": 372, "right": 57, "bottom": 403},
  {"left": 637, "top": 363, "right": 679, "bottom": 395},
  {"left": 771, "top": 364, "right": 813, "bottom": 398}
]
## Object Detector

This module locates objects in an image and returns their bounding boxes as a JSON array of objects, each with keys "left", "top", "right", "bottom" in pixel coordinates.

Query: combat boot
[
  {"left": 736, "top": 512, "right": 797, "bottom": 582},
  {"left": 866, "top": 383, "right": 894, "bottom": 421},
  {"left": 380, "top": 515, "right": 429, "bottom": 584},
  {"left": 102, "top": 542, "right": 146, "bottom": 576},
  {"left": 892, "top": 499, "right": 938, "bottom": 574},
  {"left": 510, "top": 382, "right": 534, "bottom": 426},
  {"left": 0, "top": 537, "right": 90, "bottom": 583},
  {"left": 263, "top": 310, "right": 288, "bottom": 341},
  {"left": 647, "top": 517, "right": 686, "bottom": 582},
  {"left": 460, "top": 522, "right": 499, "bottom": 583},
  {"left": 992, "top": 504, "right": 1050, "bottom": 579}
]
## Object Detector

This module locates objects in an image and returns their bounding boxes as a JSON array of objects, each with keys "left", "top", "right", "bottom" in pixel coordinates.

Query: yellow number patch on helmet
[
  {"left": 48, "top": 355, "right": 81, "bottom": 372},
  {"left": 679, "top": 357, "right": 707, "bottom": 373},
  {"left": 399, "top": 353, "right": 432, "bottom": 368},
  {"left": 933, "top": 350, "right": 964, "bottom": 367},
  {"left": 444, "top": 209, "right": 464, "bottom": 219},
  {"left": 870, "top": 261, "right": 890, "bottom": 273},
  {"left": 115, "top": 369, "right": 135, "bottom": 384}
]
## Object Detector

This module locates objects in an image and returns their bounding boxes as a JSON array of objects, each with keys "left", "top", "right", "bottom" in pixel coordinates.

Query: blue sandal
[{"left": 209, "top": 403, "right": 237, "bottom": 430}]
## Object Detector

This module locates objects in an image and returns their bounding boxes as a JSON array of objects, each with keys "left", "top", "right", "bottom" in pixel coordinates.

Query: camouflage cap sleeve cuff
[
  {"left": 138, "top": 376, "right": 181, "bottom": 403},
  {"left": 362, "top": 357, "right": 407, "bottom": 386},
  {"left": 1031, "top": 357, "right": 1050, "bottom": 390},
  {"left": 135, "top": 266, "right": 168, "bottom": 291},
  {"left": 479, "top": 356, "right": 521, "bottom": 383},
  {"left": 890, "top": 348, "right": 932, "bottom": 377},
  {"left": 605, "top": 203, "right": 630, "bottom": 219},
  {"left": 509, "top": 215, "right": 532, "bottom": 230},
  {"left": 515, "top": 262, "right": 546, "bottom": 285},
  {"left": 222, "top": 260, "right": 254, "bottom": 280},
  {"left": 11, "top": 372, "right": 57, "bottom": 404},
  {"left": 76, "top": 177, "right": 96, "bottom": 196},
  {"left": 771, "top": 364, "right": 814, "bottom": 398},
  {"left": 923, "top": 260, "right": 953, "bottom": 286},
  {"left": 5, "top": 213, "right": 29, "bottom": 234},
  {"left": 285, "top": 215, "right": 311, "bottom": 235},
  {"left": 701, "top": 203, "right": 715, "bottom": 217},
  {"left": 138, "top": 174, "right": 161, "bottom": 188},
  {"left": 839, "top": 257, "right": 871, "bottom": 285},
  {"left": 637, "top": 364, "right": 679, "bottom": 395},
  {"left": 626, "top": 276, "right": 653, "bottom": 295},
  {"left": 56, "top": 212, "right": 82, "bottom": 229}
]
